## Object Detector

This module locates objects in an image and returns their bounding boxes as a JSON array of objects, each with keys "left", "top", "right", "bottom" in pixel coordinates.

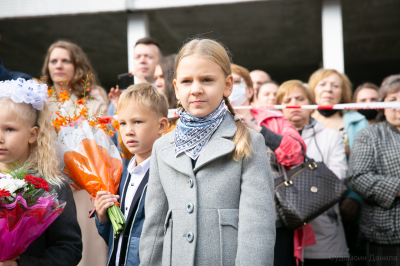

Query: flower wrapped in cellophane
[
  {"left": 50, "top": 75, "right": 126, "bottom": 236},
  {"left": 0, "top": 168, "right": 65, "bottom": 262}
]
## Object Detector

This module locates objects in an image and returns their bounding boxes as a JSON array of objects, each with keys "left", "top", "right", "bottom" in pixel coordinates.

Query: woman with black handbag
[{"left": 276, "top": 80, "right": 349, "bottom": 265}]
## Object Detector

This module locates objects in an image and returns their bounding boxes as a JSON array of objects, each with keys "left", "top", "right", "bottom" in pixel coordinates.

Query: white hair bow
[{"left": 0, "top": 78, "right": 48, "bottom": 110}]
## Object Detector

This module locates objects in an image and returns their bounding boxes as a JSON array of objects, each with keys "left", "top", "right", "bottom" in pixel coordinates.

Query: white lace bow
[{"left": 0, "top": 78, "right": 48, "bottom": 110}]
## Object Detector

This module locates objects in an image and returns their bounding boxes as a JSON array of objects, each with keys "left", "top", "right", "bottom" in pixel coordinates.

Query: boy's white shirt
[{"left": 115, "top": 155, "right": 151, "bottom": 266}]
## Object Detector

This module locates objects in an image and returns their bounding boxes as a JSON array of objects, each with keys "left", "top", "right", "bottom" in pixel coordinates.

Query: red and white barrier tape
[{"left": 167, "top": 102, "right": 400, "bottom": 118}]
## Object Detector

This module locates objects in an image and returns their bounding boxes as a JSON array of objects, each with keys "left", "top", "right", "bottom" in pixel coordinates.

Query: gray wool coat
[{"left": 139, "top": 114, "right": 276, "bottom": 266}]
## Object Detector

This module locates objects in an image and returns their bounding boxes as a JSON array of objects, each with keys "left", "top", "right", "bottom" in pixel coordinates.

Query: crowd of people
[{"left": 0, "top": 36, "right": 399, "bottom": 266}]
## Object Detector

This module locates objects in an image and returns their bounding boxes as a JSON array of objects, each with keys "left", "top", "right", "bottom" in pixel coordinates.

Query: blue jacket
[
  {"left": 343, "top": 111, "right": 369, "bottom": 205},
  {"left": 343, "top": 111, "right": 369, "bottom": 151},
  {"left": 95, "top": 159, "right": 148, "bottom": 266}
]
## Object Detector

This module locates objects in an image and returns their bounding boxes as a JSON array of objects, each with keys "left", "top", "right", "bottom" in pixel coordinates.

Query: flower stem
[{"left": 107, "top": 205, "right": 126, "bottom": 238}]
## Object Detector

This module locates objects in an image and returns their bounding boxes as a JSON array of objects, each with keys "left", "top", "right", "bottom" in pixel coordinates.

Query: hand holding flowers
[{"left": 51, "top": 74, "right": 126, "bottom": 236}]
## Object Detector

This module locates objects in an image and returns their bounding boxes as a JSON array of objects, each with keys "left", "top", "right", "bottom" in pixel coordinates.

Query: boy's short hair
[{"left": 117, "top": 83, "right": 168, "bottom": 119}]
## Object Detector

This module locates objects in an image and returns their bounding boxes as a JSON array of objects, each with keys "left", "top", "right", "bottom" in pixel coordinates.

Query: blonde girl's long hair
[
  {"left": 1, "top": 98, "right": 63, "bottom": 186},
  {"left": 174, "top": 39, "right": 251, "bottom": 160}
]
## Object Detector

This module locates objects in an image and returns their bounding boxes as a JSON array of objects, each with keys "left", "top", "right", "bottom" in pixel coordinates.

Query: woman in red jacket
[{"left": 231, "top": 64, "right": 305, "bottom": 266}]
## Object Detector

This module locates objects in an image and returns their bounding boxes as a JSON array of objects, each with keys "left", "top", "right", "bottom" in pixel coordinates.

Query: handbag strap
[
  {"left": 274, "top": 137, "right": 318, "bottom": 188},
  {"left": 290, "top": 136, "right": 313, "bottom": 163},
  {"left": 274, "top": 158, "right": 317, "bottom": 187}
]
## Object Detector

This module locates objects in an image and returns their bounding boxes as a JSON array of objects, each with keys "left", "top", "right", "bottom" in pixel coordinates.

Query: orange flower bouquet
[{"left": 49, "top": 75, "right": 126, "bottom": 236}]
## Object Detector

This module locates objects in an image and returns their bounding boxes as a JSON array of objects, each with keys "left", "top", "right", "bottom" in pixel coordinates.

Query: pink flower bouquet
[{"left": 0, "top": 169, "right": 65, "bottom": 261}]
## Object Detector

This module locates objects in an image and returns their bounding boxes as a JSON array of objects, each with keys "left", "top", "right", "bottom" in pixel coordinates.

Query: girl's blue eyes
[{"left": 6, "top": 128, "right": 14, "bottom": 132}]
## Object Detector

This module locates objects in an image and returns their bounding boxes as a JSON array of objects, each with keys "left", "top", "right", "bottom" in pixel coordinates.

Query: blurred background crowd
[{"left": 1, "top": 0, "right": 400, "bottom": 266}]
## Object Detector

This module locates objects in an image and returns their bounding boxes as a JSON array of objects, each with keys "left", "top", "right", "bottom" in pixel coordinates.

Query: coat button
[
  {"left": 186, "top": 232, "right": 194, "bottom": 243},
  {"left": 186, "top": 202, "right": 194, "bottom": 213},
  {"left": 189, "top": 178, "right": 194, "bottom": 188}
]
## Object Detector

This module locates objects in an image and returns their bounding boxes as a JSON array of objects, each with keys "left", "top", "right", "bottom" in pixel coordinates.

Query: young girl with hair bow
[{"left": 0, "top": 79, "right": 82, "bottom": 266}]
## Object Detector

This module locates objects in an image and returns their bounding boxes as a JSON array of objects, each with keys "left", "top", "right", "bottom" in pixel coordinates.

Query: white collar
[{"left": 127, "top": 156, "right": 151, "bottom": 176}]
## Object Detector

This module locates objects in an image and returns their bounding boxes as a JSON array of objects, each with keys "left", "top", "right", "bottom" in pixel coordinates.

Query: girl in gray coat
[{"left": 139, "top": 39, "right": 276, "bottom": 266}]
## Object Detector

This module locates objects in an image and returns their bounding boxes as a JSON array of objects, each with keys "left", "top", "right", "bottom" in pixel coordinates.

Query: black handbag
[{"left": 274, "top": 142, "right": 347, "bottom": 230}]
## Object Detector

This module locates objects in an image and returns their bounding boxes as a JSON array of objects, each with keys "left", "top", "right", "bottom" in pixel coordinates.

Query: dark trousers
[
  {"left": 304, "top": 258, "right": 347, "bottom": 266},
  {"left": 364, "top": 241, "right": 400, "bottom": 266},
  {"left": 274, "top": 226, "right": 296, "bottom": 266}
]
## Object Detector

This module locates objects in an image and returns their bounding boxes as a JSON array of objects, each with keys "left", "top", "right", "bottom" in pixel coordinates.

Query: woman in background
[
  {"left": 309, "top": 68, "right": 368, "bottom": 259},
  {"left": 41, "top": 40, "right": 108, "bottom": 266},
  {"left": 353, "top": 82, "right": 379, "bottom": 125},
  {"left": 348, "top": 75, "right": 400, "bottom": 266},
  {"left": 252, "top": 80, "right": 279, "bottom": 106},
  {"left": 277, "top": 80, "right": 349, "bottom": 265}
]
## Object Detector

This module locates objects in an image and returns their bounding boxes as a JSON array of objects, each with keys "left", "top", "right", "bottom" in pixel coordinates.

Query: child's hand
[
  {"left": 108, "top": 86, "right": 122, "bottom": 109},
  {"left": 94, "top": 191, "right": 120, "bottom": 223},
  {"left": 0, "top": 260, "right": 18, "bottom": 266}
]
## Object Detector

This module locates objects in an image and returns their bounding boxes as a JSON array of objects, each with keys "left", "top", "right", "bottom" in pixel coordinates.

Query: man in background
[
  {"left": 108, "top": 37, "right": 163, "bottom": 115},
  {"left": 250, "top": 69, "right": 271, "bottom": 92},
  {"left": 131, "top": 37, "right": 163, "bottom": 84}
]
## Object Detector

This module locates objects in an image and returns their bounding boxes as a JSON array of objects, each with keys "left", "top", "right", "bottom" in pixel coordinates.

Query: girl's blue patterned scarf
[{"left": 175, "top": 100, "right": 227, "bottom": 160}]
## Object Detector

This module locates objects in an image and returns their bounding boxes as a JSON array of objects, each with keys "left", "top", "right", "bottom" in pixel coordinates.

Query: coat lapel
[
  {"left": 161, "top": 141, "right": 194, "bottom": 178},
  {"left": 193, "top": 114, "right": 236, "bottom": 172},
  {"left": 161, "top": 114, "right": 237, "bottom": 176}
]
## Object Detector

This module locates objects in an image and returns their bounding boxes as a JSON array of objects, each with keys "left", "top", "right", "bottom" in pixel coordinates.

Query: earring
[{"left": 30, "top": 144, "right": 33, "bottom": 153}]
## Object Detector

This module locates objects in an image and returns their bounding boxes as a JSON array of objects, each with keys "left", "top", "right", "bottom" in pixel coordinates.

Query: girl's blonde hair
[
  {"left": 174, "top": 39, "right": 251, "bottom": 160},
  {"left": 1, "top": 98, "right": 62, "bottom": 186}
]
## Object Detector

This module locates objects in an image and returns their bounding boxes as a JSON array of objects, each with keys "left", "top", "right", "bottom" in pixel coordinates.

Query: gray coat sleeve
[
  {"left": 236, "top": 132, "right": 276, "bottom": 266},
  {"left": 139, "top": 141, "right": 169, "bottom": 266},
  {"left": 348, "top": 130, "right": 400, "bottom": 209}
]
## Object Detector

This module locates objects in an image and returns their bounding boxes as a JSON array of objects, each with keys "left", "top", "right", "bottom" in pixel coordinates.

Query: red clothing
[
  {"left": 251, "top": 109, "right": 306, "bottom": 166},
  {"left": 294, "top": 224, "right": 316, "bottom": 265}
]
